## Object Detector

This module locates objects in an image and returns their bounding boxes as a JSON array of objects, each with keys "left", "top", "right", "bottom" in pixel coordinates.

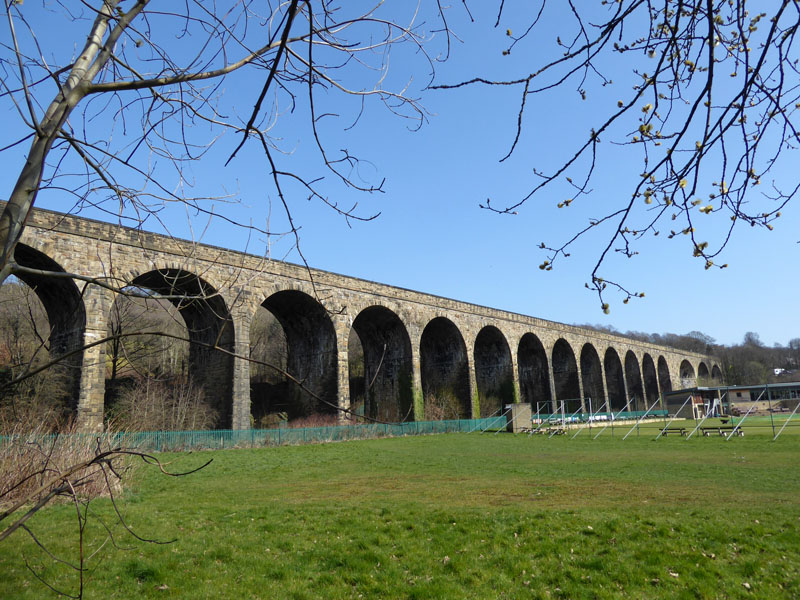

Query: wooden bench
[
  {"left": 660, "top": 427, "right": 687, "bottom": 436},
  {"left": 541, "top": 427, "right": 566, "bottom": 435},
  {"left": 701, "top": 426, "right": 743, "bottom": 437}
]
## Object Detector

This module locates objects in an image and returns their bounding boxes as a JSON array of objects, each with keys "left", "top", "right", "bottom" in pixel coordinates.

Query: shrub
[
  {"left": 287, "top": 413, "right": 341, "bottom": 429},
  {"left": 0, "top": 368, "right": 72, "bottom": 435},
  {"left": 0, "top": 419, "right": 126, "bottom": 513},
  {"left": 107, "top": 377, "right": 218, "bottom": 431},
  {"left": 424, "top": 391, "right": 463, "bottom": 421}
]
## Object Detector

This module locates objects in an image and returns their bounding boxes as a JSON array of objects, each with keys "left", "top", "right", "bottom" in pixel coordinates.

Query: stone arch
[
  {"left": 711, "top": 364, "right": 723, "bottom": 383},
  {"left": 10, "top": 243, "right": 87, "bottom": 412},
  {"left": 420, "top": 317, "right": 470, "bottom": 419},
  {"left": 657, "top": 356, "right": 672, "bottom": 395},
  {"left": 474, "top": 326, "right": 514, "bottom": 418},
  {"left": 256, "top": 289, "right": 338, "bottom": 421},
  {"left": 697, "top": 362, "right": 710, "bottom": 385},
  {"left": 517, "top": 333, "right": 551, "bottom": 413},
  {"left": 679, "top": 360, "right": 696, "bottom": 388},
  {"left": 552, "top": 339, "right": 580, "bottom": 406},
  {"left": 624, "top": 351, "right": 644, "bottom": 412},
  {"left": 604, "top": 348, "right": 626, "bottom": 411},
  {"left": 642, "top": 353, "right": 660, "bottom": 409},
  {"left": 130, "top": 268, "right": 235, "bottom": 427},
  {"left": 579, "top": 343, "right": 604, "bottom": 414},
  {"left": 350, "top": 305, "right": 413, "bottom": 422}
]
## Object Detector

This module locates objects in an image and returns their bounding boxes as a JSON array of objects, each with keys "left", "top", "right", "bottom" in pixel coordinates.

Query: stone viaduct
[{"left": 13, "top": 206, "right": 721, "bottom": 431}]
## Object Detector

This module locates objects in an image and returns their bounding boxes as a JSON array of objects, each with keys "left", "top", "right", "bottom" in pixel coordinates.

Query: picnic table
[
  {"left": 700, "top": 425, "right": 743, "bottom": 437},
  {"left": 537, "top": 427, "right": 566, "bottom": 435},
  {"left": 659, "top": 427, "right": 687, "bottom": 436}
]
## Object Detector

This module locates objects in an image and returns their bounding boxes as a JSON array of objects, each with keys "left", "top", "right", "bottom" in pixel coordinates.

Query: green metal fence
[
  {"left": 0, "top": 418, "right": 500, "bottom": 453},
  {"left": 533, "top": 410, "right": 669, "bottom": 422}
]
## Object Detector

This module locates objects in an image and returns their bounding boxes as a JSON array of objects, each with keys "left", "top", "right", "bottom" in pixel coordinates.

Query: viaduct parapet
[{"left": 13, "top": 205, "right": 720, "bottom": 430}]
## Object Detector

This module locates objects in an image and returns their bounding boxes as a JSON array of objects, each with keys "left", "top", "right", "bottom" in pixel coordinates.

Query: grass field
[{"left": 1, "top": 421, "right": 799, "bottom": 599}]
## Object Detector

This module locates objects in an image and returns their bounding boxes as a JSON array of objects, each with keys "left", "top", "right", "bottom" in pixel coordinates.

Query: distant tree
[
  {"left": 249, "top": 308, "right": 288, "bottom": 385},
  {"left": 651, "top": 331, "right": 715, "bottom": 354},
  {"left": 621, "top": 330, "right": 653, "bottom": 343},
  {"left": 0, "top": 280, "right": 48, "bottom": 367},
  {"left": 789, "top": 338, "right": 800, "bottom": 368},
  {"left": 743, "top": 331, "right": 764, "bottom": 347},
  {"left": 106, "top": 294, "right": 189, "bottom": 383},
  {"left": 684, "top": 331, "right": 716, "bottom": 354},
  {"left": 575, "top": 323, "right": 620, "bottom": 335},
  {"left": 715, "top": 334, "right": 800, "bottom": 385},
  {"left": 742, "top": 360, "right": 770, "bottom": 384},
  {"left": 0, "top": 280, "right": 68, "bottom": 430}
]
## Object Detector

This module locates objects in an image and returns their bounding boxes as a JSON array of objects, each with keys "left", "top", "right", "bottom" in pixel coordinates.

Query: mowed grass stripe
[{"left": 1, "top": 432, "right": 799, "bottom": 599}]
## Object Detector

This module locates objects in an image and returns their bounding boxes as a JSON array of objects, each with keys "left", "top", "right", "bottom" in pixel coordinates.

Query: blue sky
[{"left": 2, "top": 2, "right": 798, "bottom": 347}]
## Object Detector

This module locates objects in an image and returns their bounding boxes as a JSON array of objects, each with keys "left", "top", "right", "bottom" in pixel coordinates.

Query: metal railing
[{"left": 0, "top": 418, "right": 503, "bottom": 453}]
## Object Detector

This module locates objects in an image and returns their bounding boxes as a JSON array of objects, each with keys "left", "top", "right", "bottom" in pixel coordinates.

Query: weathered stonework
[{"left": 15, "top": 205, "right": 721, "bottom": 431}]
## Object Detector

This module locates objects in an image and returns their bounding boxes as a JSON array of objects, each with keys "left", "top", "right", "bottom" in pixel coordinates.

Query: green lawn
[{"left": 2, "top": 426, "right": 800, "bottom": 599}]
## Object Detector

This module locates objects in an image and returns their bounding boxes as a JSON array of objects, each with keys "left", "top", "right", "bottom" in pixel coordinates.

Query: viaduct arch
[{"left": 12, "top": 206, "right": 721, "bottom": 430}]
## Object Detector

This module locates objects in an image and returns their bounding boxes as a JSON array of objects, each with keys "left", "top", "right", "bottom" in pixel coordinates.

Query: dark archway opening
[
  {"left": 122, "top": 269, "right": 234, "bottom": 428},
  {"left": 697, "top": 362, "right": 710, "bottom": 385},
  {"left": 552, "top": 339, "right": 580, "bottom": 410},
  {"left": 642, "top": 353, "right": 660, "bottom": 409},
  {"left": 474, "top": 326, "right": 514, "bottom": 418},
  {"left": 420, "top": 317, "right": 470, "bottom": 420},
  {"left": 1, "top": 244, "right": 86, "bottom": 429},
  {"left": 657, "top": 356, "right": 673, "bottom": 396},
  {"left": 679, "top": 360, "right": 696, "bottom": 389},
  {"left": 350, "top": 306, "right": 413, "bottom": 422},
  {"left": 252, "top": 290, "right": 337, "bottom": 424},
  {"left": 604, "top": 348, "right": 626, "bottom": 411},
  {"left": 625, "top": 351, "right": 644, "bottom": 412},
  {"left": 580, "top": 344, "right": 604, "bottom": 414},
  {"left": 518, "top": 333, "right": 551, "bottom": 413},
  {"left": 711, "top": 364, "right": 722, "bottom": 384}
]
